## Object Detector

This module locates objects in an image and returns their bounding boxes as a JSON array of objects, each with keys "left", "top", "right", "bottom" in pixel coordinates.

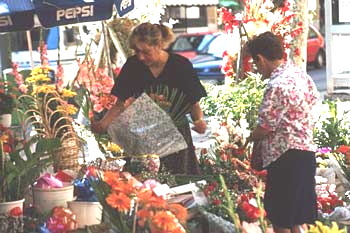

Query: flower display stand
[
  {"left": 68, "top": 201, "right": 103, "bottom": 228},
  {"left": 32, "top": 185, "right": 74, "bottom": 214}
]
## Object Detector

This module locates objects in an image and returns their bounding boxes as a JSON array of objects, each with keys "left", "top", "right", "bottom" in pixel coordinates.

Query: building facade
[{"left": 161, "top": 0, "right": 219, "bottom": 34}]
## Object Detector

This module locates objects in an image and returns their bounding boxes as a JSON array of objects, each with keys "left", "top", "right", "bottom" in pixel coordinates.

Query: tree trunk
[{"left": 291, "top": 0, "right": 308, "bottom": 70}]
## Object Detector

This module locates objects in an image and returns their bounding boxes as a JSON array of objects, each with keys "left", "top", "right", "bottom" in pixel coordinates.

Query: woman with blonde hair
[{"left": 92, "top": 23, "right": 207, "bottom": 175}]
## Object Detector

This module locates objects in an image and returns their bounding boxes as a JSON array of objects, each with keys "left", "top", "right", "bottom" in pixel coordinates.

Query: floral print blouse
[{"left": 258, "top": 62, "right": 320, "bottom": 167}]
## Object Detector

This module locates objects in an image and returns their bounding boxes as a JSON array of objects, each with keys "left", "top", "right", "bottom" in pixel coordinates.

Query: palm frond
[{"left": 146, "top": 84, "right": 192, "bottom": 126}]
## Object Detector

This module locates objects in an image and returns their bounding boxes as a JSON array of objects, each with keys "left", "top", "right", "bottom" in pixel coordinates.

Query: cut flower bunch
[
  {"left": 89, "top": 168, "right": 188, "bottom": 233},
  {"left": 218, "top": 0, "right": 303, "bottom": 81}
]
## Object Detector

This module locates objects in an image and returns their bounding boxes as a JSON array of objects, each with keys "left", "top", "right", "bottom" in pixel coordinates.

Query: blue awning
[
  {"left": 0, "top": 0, "right": 135, "bottom": 32},
  {"left": 0, "top": 0, "right": 35, "bottom": 32},
  {"left": 33, "top": 0, "right": 114, "bottom": 28}
]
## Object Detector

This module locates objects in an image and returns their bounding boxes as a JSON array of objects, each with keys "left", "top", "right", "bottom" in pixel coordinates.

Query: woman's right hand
[
  {"left": 91, "top": 121, "right": 106, "bottom": 134},
  {"left": 90, "top": 99, "right": 130, "bottom": 134}
]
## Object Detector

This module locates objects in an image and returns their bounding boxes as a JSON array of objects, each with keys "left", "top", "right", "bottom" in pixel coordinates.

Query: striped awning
[{"left": 163, "top": 0, "right": 219, "bottom": 6}]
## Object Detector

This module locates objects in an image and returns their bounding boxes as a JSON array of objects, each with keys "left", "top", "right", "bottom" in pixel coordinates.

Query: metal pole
[
  {"left": 325, "top": 0, "right": 333, "bottom": 94},
  {"left": 101, "top": 21, "right": 113, "bottom": 79},
  {"left": 26, "top": 31, "right": 34, "bottom": 68}
]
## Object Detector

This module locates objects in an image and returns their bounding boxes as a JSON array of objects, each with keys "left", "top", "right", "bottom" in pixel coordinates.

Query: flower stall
[{"left": 1, "top": 0, "right": 350, "bottom": 233}]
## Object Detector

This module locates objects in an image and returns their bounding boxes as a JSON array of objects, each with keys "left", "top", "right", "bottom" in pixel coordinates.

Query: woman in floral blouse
[{"left": 246, "top": 32, "right": 320, "bottom": 233}]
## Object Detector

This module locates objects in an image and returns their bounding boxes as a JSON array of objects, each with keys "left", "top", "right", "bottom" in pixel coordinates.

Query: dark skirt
[
  {"left": 264, "top": 149, "right": 317, "bottom": 228},
  {"left": 160, "top": 123, "right": 200, "bottom": 175}
]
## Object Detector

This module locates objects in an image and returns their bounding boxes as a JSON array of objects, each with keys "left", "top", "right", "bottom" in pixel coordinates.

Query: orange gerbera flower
[
  {"left": 103, "top": 171, "right": 120, "bottom": 186},
  {"left": 143, "top": 196, "right": 167, "bottom": 208},
  {"left": 151, "top": 211, "right": 178, "bottom": 232},
  {"left": 137, "top": 189, "right": 153, "bottom": 202},
  {"left": 110, "top": 178, "right": 137, "bottom": 195},
  {"left": 106, "top": 192, "right": 131, "bottom": 212},
  {"left": 137, "top": 208, "right": 154, "bottom": 227},
  {"left": 168, "top": 204, "right": 188, "bottom": 223}
]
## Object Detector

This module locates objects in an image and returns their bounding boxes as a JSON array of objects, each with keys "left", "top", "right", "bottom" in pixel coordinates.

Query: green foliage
[
  {"left": 200, "top": 73, "right": 266, "bottom": 130},
  {"left": 0, "top": 93, "right": 14, "bottom": 114},
  {"left": 314, "top": 100, "right": 350, "bottom": 149},
  {"left": 0, "top": 135, "right": 60, "bottom": 202},
  {"left": 146, "top": 84, "right": 192, "bottom": 127},
  {"left": 71, "top": 85, "right": 92, "bottom": 122}
]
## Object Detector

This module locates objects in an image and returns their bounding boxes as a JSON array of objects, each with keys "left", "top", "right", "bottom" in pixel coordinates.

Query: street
[{"left": 307, "top": 66, "right": 327, "bottom": 93}]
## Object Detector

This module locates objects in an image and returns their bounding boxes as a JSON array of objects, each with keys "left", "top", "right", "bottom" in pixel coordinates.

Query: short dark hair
[{"left": 246, "top": 31, "right": 284, "bottom": 61}]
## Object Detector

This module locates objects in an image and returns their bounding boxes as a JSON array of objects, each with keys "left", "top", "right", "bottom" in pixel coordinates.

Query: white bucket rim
[
  {"left": 0, "top": 199, "right": 25, "bottom": 206},
  {"left": 67, "top": 201, "right": 101, "bottom": 206},
  {"left": 33, "top": 185, "right": 74, "bottom": 192}
]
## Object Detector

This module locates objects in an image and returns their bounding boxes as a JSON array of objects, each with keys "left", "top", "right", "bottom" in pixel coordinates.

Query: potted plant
[
  {"left": 0, "top": 124, "right": 60, "bottom": 230},
  {"left": 0, "top": 131, "right": 60, "bottom": 201},
  {"left": 0, "top": 92, "right": 15, "bottom": 127}
]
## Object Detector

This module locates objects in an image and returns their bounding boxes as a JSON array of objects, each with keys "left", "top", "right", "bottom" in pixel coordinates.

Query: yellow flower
[
  {"left": 31, "top": 66, "right": 51, "bottom": 76},
  {"left": 26, "top": 74, "right": 51, "bottom": 84},
  {"left": 57, "top": 104, "right": 78, "bottom": 115},
  {"left": 61, "top": 89, "right": 77, "bottom": 98},
  {"left": 32, "top": 85, "right": 56, "bottom": 95},
  {"left": 308, "top": 221, "right": 345, "bottom": 233},
  {"left": 0, "top": 134, "right": 9, "bottom": 143},
  {"left": 107, "top": 143, "right": 123, "bottom": 153}
]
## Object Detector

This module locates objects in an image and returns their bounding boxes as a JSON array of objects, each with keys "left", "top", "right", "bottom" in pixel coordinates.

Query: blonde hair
[{"left": 129, "top": 23, "right": 175, "bottom": 50}]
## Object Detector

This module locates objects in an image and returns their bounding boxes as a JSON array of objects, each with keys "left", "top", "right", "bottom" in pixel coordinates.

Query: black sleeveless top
[{"left": 111, "top": 53, "right": 207, "bottom": 104}]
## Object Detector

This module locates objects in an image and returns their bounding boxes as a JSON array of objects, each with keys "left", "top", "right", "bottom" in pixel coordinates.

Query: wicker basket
[{"left": 54, "top": 134, "right": 81, "bottom": 172}]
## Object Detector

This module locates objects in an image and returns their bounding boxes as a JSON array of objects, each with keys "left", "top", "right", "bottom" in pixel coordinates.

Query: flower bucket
[
  {"left": 0, "top": 199, "right": 24, "bottom": 215},
  {"left": 0, "top": 199, "right": 24, "bottom": 232},
  {"left": 67, "top": 201, "right": 103, "bottom": 228},
  {"left": 0, "top": 114, "right": 12, "bottom": 128},
  {"left": 32, "top": 185, "right": 74, "bottom": 214}
]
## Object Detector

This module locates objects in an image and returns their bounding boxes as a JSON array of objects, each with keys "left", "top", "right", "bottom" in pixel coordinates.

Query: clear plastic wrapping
[{"left": 107, "top": 93, "right": 188, "bottom": 158}]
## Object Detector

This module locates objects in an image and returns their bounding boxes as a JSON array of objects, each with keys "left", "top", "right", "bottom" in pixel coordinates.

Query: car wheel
[{"left": 313, "top": 50, "right": 325, "bottom": 69}]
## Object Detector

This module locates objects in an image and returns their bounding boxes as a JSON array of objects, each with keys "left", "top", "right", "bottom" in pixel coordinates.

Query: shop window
[{"left": 63, "top": 26, "right": 82, "bottom": 46}]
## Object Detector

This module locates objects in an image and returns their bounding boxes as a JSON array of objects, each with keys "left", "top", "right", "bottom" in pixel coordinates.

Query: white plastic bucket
[
  {"left": 0, "top": 114, "right": 12, "bottom": 128},
  {"left": 0, "top": 199, "right": 25, "bottom": 215},
  {"left": 67, "top": 201, "right": 103, "bottom": 228},
  {"left": 32, "top": 185, "right": 74, "bottom": 214}
]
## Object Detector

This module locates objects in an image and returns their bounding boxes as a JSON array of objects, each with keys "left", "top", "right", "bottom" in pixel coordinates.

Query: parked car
[
  {"left": 189, "top": 33, "right": 231, "bottom": 84},
  {"left": 170, "top": 26, "right": 325, "bottom": 84},
  {"left": 307, "top": 24, "right": 326, "bottom": 68},
  {"left": 168, "top": 32, "right": 218, "bottom": 60}
]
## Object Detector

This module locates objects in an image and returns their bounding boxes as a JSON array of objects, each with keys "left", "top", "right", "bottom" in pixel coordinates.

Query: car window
[
  {"left": 171, "top": 37, "right": 194, "bottom": 51},
  {"left": 171, "top": 34, "right": 216, "bottom": 52},
  {"left": 206, "top": 34, "right": 228, "bottom": 57},
  {"left": 197, "top": 34, "right": 216, "bottom": 50},
  {"left": 308, "top": 27, "right": 318, "bottom": 39}
]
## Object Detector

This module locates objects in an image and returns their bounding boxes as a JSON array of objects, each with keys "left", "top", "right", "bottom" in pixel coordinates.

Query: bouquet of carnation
[{"left": 108, "top": 85, "right": 190, "bottom": 158}]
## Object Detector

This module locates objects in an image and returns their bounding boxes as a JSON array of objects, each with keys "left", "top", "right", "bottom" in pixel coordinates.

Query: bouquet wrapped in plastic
[{"left": 107, "top": 92, "right": 188, "bottom": 158}]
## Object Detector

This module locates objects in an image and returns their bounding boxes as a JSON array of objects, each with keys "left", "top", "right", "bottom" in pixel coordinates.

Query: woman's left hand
[{"left": 192, "top": 118, "right": 207, "bottom": 134}]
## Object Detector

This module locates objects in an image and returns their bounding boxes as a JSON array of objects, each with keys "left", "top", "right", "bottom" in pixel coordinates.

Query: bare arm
[
  {"left": 91, "top": 99, "right": 126, "bottom": 133},
  {"left": 190, "top": 102, "right": 207, "bottom": 134},
  {"left": 248, "top": 125, "right": 271, "bottom": 141}
]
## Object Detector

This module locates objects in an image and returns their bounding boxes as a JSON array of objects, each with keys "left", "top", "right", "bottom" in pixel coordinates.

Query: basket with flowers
[{"left": 17, "top": 66, "right": 81, "bottom": 172}]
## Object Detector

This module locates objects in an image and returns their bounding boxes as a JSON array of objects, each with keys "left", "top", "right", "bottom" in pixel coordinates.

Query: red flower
[
  {"left": 212, "top": 199, "right": 222, "bottom": 206},
  {"left": 336, "top": 145, "right": 350, "bottom": 154},
  {"left": 9, "top": 207, "right": 22, "bottom": 217}
]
